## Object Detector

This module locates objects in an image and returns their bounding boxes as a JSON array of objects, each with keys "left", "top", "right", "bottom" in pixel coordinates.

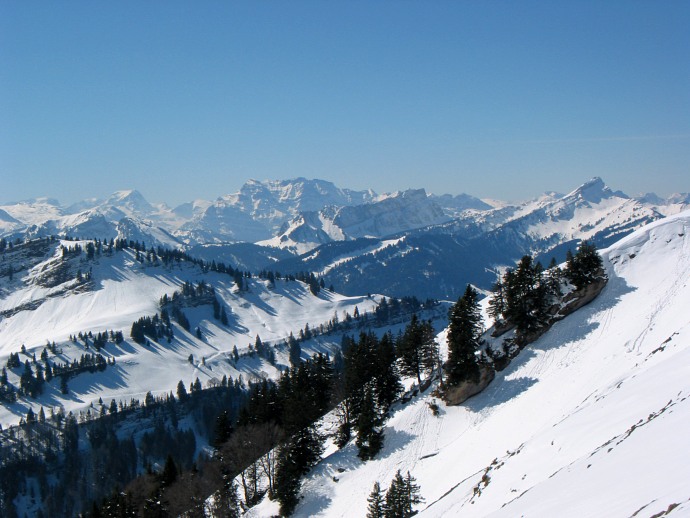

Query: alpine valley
[{"left": 0, "top": 177, "right": 688, "bottom": 517}]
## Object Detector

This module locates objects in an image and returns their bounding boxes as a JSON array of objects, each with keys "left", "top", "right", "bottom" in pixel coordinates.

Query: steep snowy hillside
[
  {"left": 0, "top": 240, "right": 378, "bottom": 428},
  {"left": 272, "top": 210, "right": 690, "bottom": 518}
]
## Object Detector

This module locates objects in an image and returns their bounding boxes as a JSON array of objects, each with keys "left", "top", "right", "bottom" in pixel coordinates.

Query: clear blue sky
[{"left": 1, "top": 1, "right": 688, "bottom": 206}]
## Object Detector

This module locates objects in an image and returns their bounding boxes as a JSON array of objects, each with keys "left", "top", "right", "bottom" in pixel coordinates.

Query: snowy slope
[
  {"left": 0, "top": 243, "right": 378, "bottom": 428},
  {"left": 267, "top": 210, "right": 690, "bottom": 518}
]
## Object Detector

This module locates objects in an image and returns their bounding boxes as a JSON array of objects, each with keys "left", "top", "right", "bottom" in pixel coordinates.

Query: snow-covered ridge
[
  {"left": 4, "top": 178, "right": 685, "bottom": 254},
  {"left": 0, "top": 241, "right": 378, "bottom": 428},
  {"left": 274, "top": 209, "right": 690, "bottom": 517}
]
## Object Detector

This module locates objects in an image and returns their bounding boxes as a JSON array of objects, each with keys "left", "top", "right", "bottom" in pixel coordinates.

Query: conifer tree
[
  {"left": 566, "top": 240, "right": 604, "bottom": 289},
  {"left": 396, "top": 315, "right": 436, "bottom": 385},
  {"left": 373, "top": 332, "right": 403, "bottom": 411},
  {"left": 384, "top": 470, "right": 423, "bottom": 518},
  {"left": 355, "top": 385, "right": 384, "bottom": 461},
  {"left": 446, "top": 285, "right": 483, "bottom": 386},
  {"left": 160, "top": 454, "right": 178, "bottom": 487},
  {"left": 367, "top": 481, "right": 386, "bottom": 518},
  {"left": 176, "top": 380, "right": 188, "bottom": 402},
  {"left": 288, "top": 333, "right": 301, "bottom": 367},
  {"left": 487, "top": 279, "right": 506, "bottom": 324},
  {"left": 503, "top": 256, "right": 548, "bottom": 334}
]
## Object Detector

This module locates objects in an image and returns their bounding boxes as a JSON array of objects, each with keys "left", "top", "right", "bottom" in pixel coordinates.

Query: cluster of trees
[
  {"left": 130, "top": 313, "right": 174, "bottom": 344},
  {"left": 488, "top": 241, "right": 604, "bottom": 336},
  {"left": 375, "top": 296, "right": 438, "bottom": 325},
  {"left": 49, "top": 352, "right": 111, "bottom": 383},
  {"left": 3, "top": 348, "right": 112, "bottom": 401},
  {"left": 367, "top": 470, "right": 423, "bottom": 518},
  {"left": 442, "top": 242, "right": 605, "bottom": 394},
  {"left": 233, "top": 354, "right": 335, "bottom": 514},
  {"left": 0, "top": 368, "right": 250, "bottom": 517},
  {"left": 70, "top": 330, "right": 124, "bottom": 350},
  {"left": 336, "top": 317, "right": 439, "bottom": 461},
  {"left": 337, "top": 331, "right": 401, "bottom": 460}
]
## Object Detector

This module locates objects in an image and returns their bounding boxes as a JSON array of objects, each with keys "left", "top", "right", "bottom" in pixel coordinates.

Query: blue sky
[{"left": 1, "top": 1, "right": 688, "bottom": 206}]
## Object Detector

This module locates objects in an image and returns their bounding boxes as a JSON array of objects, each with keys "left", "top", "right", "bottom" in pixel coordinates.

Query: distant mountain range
[{"left": 1, "top": 177, "right": 688, "bottom": 300}]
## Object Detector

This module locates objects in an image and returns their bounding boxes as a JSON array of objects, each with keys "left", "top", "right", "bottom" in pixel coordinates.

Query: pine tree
[
  {"left": 487, "top": 279, "right": 506, "bottom": 324},
  {"left": 367, "top": 481, "right": 386, "bottom": 518},
  {"left": 446, "top": 285, "right": 482, "bottom": 386},
  {"left": 288, "top": 333, "right": 301, "bottom": 367},
  {"left": 396, "top": 315, "right": 436, "bottom": 385},
  {"left": 566, "top": 240, "right": 604, "bottom": 290},
  {"left": 503, "top": 256, "right": 548, "bottom": 334},
  {"left": 355, "top": 385, "right": 384, "bottom": 461}
]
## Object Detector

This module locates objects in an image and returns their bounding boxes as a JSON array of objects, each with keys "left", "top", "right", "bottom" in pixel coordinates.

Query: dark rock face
[{"left": 443, "top": 365, "right": 496, "bottom": 406}]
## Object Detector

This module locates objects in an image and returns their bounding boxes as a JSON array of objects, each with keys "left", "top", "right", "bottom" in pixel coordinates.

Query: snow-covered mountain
[
  {"left": 260, "top": 189, "right": 450, "bottom": 254},
  {"left": 0, "top": 179, "right": 379, "bottom": 248},
  {"left": 276, "top": 177, "right": 685, "bottom": 300},
  {"left": 0, "top": 239, "right": 382, "bottom": 429},
  {"left": 249, "top": 209, "right": 690, "bottom": 518},
  {"left": 2, "top": 177, "right": 688, "bottom": 301},
  {"left": 1, "top": 186, "right": 689, "bottom": 516}
]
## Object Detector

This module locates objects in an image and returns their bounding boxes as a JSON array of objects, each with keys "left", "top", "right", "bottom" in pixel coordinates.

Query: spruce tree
[
  {"left": 446, "top": 285, "right": 482, "bottom": 386},
  {"left": 356, "top": 385, "right": 384, "bottom": 461},
  {"left": 504, "top": 256, "right": 548, "bottom": 334},
  {"left": 487, "top": 279, "right": 506, "bottom": 324},
  {"left": 373, "top": 332, "right": 403, "bottom": 411},
  {"left": 566, "top": 240, "right": 604, "bottom": 290},
  {"left": 288, "top": 333, "right": 301, "bottom": 367},
  {"left": 367, "top": 481, "right": 386, "bottom": 518},
  {"left": 385, "top": 470, "right": 423, "bottom": 518},
  {"left": 396, "top": 315, "right": 436, "bottom": 385}
]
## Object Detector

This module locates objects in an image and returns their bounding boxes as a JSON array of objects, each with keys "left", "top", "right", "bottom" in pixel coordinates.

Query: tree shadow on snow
[{"left": 465, "top": 376, "right": 538, "bottom": 411}]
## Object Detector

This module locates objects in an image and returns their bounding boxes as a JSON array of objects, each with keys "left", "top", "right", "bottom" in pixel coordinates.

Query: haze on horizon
[{"left": 1, "top": 1, "right": 688, "bottom": 206}]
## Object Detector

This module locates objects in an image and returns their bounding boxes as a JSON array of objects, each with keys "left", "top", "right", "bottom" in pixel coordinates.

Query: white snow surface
[
  {"left": 0, "top": 244, "right": 377, "bottom": 428},
  {"left": 249, "top": 210, "right": 690, "bottom": 517}
]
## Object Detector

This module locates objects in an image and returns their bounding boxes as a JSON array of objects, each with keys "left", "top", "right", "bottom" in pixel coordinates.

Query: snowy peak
[
  {"left": 564, "top": 176, "right": 627, "bottom": 205},
  {"left": 333, "top": 188, "right": 449, "bottom": 238},
  {"left": 430, "top": 192, "right": 493, "bottom": 216},
  {"left": 235, "top": 177, "right": 376, "bottom": 218},
  {"left": 262, "top": 188, "right": 450, "bottom": 253},
  {"left": 101, "top": 189, "right": 156, "bottom": 217}
]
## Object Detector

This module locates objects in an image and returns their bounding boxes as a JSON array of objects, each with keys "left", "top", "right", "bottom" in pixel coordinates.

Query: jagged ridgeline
[{"left": 2, "top": 177, "right": 685, "bottom": 302}]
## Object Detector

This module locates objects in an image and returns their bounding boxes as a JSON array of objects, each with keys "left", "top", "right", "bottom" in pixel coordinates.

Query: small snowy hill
[
  {"left": 274, "top": 210, "right": 690, "bottom": 518},
  {"left": 0, "top": 241, "right": 378, "bottom": 428}
]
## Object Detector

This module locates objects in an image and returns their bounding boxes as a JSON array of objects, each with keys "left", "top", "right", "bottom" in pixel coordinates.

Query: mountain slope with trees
[{"left": 257, "top": 210, "right": 690, "bottom": 518}]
